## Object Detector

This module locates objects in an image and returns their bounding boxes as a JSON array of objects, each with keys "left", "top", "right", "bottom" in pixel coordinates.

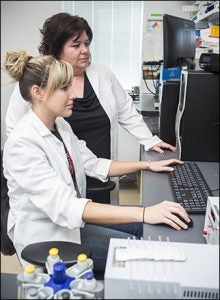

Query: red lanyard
[{"left": 64, "top": 146, "right": 74, "bottom": 175}]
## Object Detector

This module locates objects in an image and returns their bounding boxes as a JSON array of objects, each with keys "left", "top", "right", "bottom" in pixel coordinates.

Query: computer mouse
[{"left": 173, "top": 213, "right": 193, "bottom": 228}]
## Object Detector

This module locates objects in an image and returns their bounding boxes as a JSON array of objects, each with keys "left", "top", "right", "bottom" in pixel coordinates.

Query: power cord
[
  {"left": 143, "top": 79, "right": 157, "bottom": 96},
  {"left": 142, "top": 61, "right": 162, "bottom": 96}
]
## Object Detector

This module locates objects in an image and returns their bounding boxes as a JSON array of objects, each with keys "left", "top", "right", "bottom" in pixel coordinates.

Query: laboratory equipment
[{"left": 104, "top": 238, "right": 219, "bottom": 299}]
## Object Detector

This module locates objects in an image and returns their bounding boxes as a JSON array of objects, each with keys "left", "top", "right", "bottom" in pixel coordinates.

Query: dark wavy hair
[{"left": 38, "top": 13, "right": 93, "bottom": 58}]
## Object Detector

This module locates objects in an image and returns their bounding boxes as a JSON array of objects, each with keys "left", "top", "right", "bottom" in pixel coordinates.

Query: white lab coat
[
  {"left": 3, "top": 110, "right": 111, "bottom": 263},
  {"left": 5, "top": 64, "right": 162, "bottom": 203}
]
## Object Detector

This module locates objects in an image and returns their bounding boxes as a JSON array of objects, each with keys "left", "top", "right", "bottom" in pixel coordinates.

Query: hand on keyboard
[
  {"left": 150, "top": 141, "right": 176, "bottom": 154},
  {"left": 146, "top": 159, "right": 184, "bottom": 172}
]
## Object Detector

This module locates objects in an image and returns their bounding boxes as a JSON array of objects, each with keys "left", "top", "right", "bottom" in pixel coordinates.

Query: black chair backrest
[
  {"left": 86, "top": 177, "right": 116, "bottom": 204},
  {"left": 1, "top": 150, "right": 16, "bottom": 255}
]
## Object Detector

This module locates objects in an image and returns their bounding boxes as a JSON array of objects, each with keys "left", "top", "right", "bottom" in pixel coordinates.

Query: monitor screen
[{"left": 163, "top": 14, "right": 196, "bottom": 70}]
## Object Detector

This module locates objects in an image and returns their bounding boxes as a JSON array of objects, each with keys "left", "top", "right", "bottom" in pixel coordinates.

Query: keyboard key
[{"left": 168, "top": 162, "right": 213, "bottom": 214}]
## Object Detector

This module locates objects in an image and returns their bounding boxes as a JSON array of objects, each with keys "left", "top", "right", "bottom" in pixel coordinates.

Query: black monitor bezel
[{"left": 163, "top": 14, "right": 196, "bottom": 70}]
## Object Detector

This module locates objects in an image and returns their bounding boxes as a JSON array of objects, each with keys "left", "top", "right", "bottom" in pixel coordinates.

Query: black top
[
  {"left": 65, "top": 73, "right": 111, "bottom": 159},
  {"left": 64, "top": 74, "right": 111, "bottom": 200}
]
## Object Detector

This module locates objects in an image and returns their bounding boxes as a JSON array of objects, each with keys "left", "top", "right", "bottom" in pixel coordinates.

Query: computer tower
[
  {"left": 159, "top": 81, "right": 180, "bottom": 146},
  {"left": 175, "top": 70, "right": 219, "bottom": 162}
]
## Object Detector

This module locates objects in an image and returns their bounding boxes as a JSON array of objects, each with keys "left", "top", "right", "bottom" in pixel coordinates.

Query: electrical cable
[
  {"left": 143, "top": 79, "right": 157, "bottom": 96},
  {"left": 152, "top": 79, "right": 156, "bottom": 89},
  {"left": 150, "top": 65, "right": 160, "bottom": 90},
  {"left": 142, "top": 62, "right": 162, "bottom": 96}
]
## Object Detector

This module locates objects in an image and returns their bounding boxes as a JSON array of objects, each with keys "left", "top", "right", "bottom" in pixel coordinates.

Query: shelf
[{"left": 194, "top": 5, "right": 219, "bottom": 28}]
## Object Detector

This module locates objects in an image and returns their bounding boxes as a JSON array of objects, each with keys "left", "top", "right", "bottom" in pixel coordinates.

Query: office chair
[
  {"left": 1, "top": 150, "right": 104, "bottom": 279},
  {"left": 21, "top": 241, "right": 90, "bottom": 268},
  {"left": 86, "top": 177, "right": 116, "bottom": 204},
  {"left": 1, "top": 150, "right": 16, "bottom": 256}
]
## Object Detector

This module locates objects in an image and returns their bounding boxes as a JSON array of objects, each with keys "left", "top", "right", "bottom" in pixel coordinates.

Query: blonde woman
[{"left": 3, "top": 50, "right": 190, "bottom": 271}]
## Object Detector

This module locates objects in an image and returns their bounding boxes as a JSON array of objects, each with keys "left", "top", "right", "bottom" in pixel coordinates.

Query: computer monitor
[{"left": 163, "top": 14, "right": 196, "bottom": 70}]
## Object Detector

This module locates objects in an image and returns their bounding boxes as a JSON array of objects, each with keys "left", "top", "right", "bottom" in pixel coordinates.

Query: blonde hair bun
[{"left": 4, "top": 50, "right": 32, "bottom": 81}]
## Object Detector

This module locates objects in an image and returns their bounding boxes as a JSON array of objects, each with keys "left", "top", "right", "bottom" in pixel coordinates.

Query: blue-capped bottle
[{"left": 70, "top": 270, "right": 104, "bottom": 298}]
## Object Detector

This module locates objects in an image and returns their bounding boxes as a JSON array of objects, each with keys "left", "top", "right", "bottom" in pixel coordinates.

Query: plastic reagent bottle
[
  {"left": 84, "top": 271, "right": 97, "bottom": 290},
  {"left": 17, "top": 264, "right": 50, "bottom": 299},
  {"left": 46, "top": 248, "right": 61, "bottom": 274},
  {"left": 70, "top": 270, "right": 104, "bottom": 298},
  {"left": 23, "top": 264, "right": 36, "bottom": 281},
  {"left": 19, "top": 264, "right": 50, "bottom": 283},
  {"left": 77, "top": 254, "right": 88, "bottom": 270},
  {"left": 66, "top": 253, "right": 93, "bottom": 278}
]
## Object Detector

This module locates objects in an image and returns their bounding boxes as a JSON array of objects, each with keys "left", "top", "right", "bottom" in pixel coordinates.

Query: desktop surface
[
  {"left": 1, "top": 273, "right": 17, "bottom": 299},
  {"left": 141, "top": 149, "right": 219, "bottom": 243}
]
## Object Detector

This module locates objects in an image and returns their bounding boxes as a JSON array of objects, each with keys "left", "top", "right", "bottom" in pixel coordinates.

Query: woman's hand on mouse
[
  {"left": 146, "top": 159, "right": 184, "bottom": 172},
  {"left": 144, "top": 200, "right": 191, "bottom": 230}
]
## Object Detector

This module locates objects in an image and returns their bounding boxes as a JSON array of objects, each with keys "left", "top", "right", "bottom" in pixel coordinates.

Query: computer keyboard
[
  {"left": 168, "top": 162, "right": 213, "bottom": 214},
  {"left": 144, "top": 116, "right": 159, "bottom": 135}
]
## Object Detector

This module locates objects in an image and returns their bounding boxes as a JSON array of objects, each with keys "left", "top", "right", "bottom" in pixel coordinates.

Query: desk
[
  {"left": 1, "top": 273, "right": 17, "bottom": 299},
  {"left": 140, "top": 149, "right": 219, "bottom": 243}
]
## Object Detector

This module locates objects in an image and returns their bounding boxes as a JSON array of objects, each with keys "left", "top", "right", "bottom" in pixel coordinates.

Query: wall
[{"left": 1, "top": 1, "right": 62, "bottom": 148}]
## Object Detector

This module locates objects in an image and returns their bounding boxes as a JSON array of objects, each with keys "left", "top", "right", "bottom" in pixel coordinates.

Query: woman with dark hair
[
  {"left": 6, "top": 13, "right": 176, "bottom": 204},
  {"left": 3, "top": 50, "right": 189, "bottom": 271}
]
